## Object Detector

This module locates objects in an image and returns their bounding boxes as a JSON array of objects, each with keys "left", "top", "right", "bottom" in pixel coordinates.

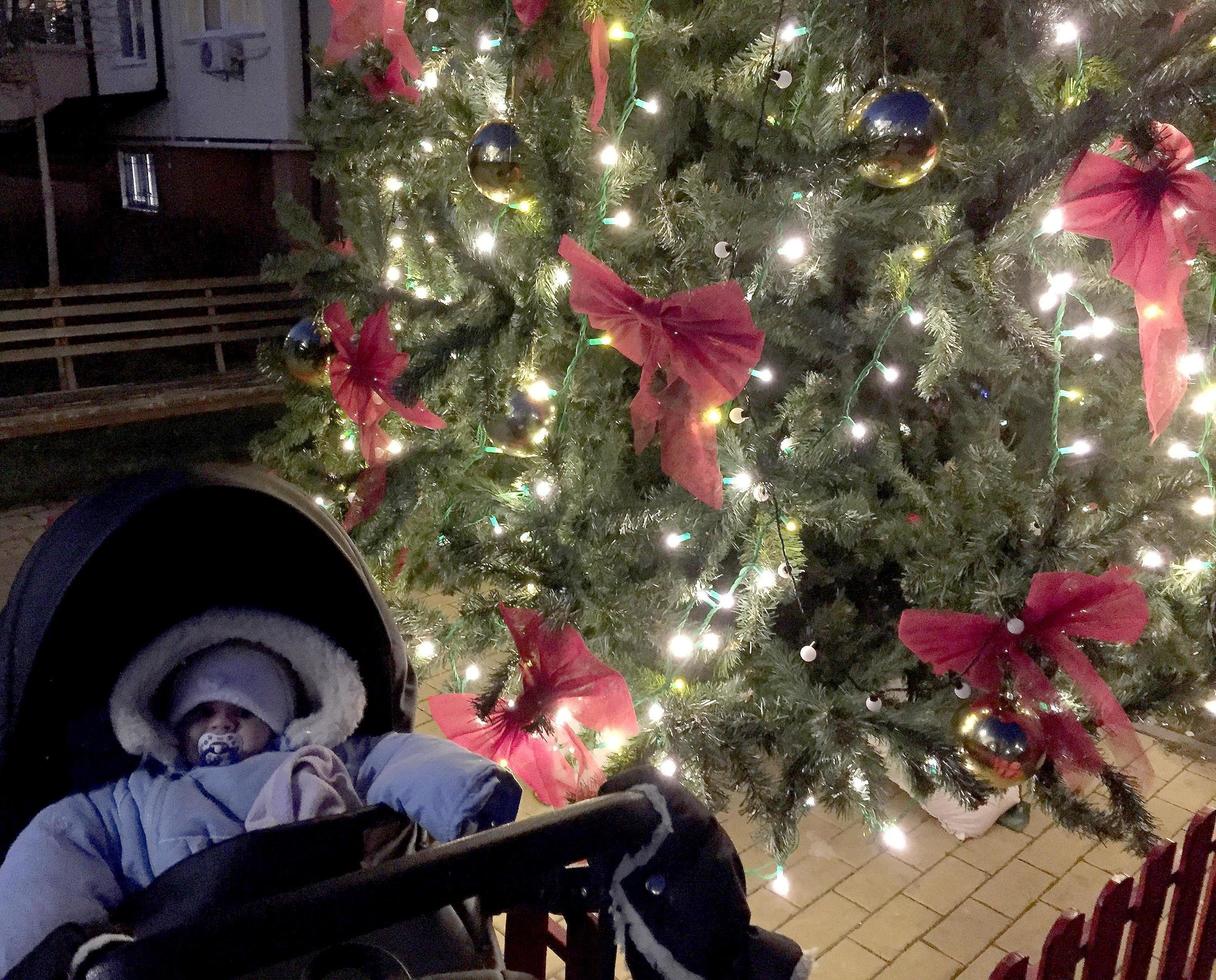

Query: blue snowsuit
[{"left": 0, "top": 733, "right": 520, "bottom": 974}]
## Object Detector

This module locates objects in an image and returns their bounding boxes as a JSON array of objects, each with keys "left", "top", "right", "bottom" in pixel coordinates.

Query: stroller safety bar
[{"left": 82, "top": 789, "right": 661, "bottom": 980}]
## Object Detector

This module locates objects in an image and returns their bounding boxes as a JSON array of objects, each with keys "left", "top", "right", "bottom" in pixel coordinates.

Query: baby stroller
[{"left": 0, "top": 466, "right": 809, "bottom": 980}]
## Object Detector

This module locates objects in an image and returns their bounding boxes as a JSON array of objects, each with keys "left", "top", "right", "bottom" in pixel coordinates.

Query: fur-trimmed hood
[{"left": 110, "top": 608, "right": 368, "bottom": 766}]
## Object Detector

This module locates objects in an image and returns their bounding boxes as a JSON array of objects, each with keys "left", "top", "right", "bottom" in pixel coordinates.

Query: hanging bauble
[
  {"left": 283, "top": 318, "right": 334, "bottom": 386},
  {"left": 467, "top": 119, "right": 531, "bottom": 206},
  {"left": 952, "top": 694, "right": 1046, "bottom": 789},
  {"left": 845, "top": 83, "right": 948, "bottom": 189},
  {"left": 487, "top": 388, "right": 554, "bottom": 455}
]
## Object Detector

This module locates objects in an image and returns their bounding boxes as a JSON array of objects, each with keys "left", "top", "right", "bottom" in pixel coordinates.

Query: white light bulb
[
  {"left": 1069, "top": 439, "right": 1092, "bottom": 456},
  {"left": 492, "top": 522, "right": 505, "bottom": 536},
  {"left": 1206, "top": 698, "right": 1216, "bottom": 716},
  {"left": 313, "top": 495, "right": 326, "bottom": 507},
  {"left": 755, "top": 568, "right": 778, "bottom": 590},
  {"left": 851, "top": 421, "right": 868, "bottom": 440},
  {"left": 424, "top": 232, "right": 436, "bottom": 244},
  {"left": 600, "top": 729, "right": 625, "bottom": 752},
  {"left": 464, "top": 663, "right": 481, "bottom": 682},
  {"left": 475, "top": 231, "right": 496, "bottom": 254},
  {"left": 1174, "top": 206, "right": 1190, "bottom": 220},
  {"left": 907, "top": 309, "right": 925, "bottom": 326},
  {"left": 385, "top": 266, "right": 402, "bottom": 283},
  {"left": 553, "top": 706, "right": 573, "bottom": 727},
  {"left": 718, "top": 591, "right": 736, "bottom": 610},
  {"left": 1040, "top": 208, "right": 1065, "bottom": 234},
  {"left": 780, "top": 22, "right": 800, "bottom": 42},
  {"left": 1168, "top": 441, "right": 1194, "bottom": 460},
  {"left": 1090, "top": 316, "right": 1115, "bottom": 338},
  {"left": 342, "top": 436, "right": 356, "bottom": 452},
  {"left": 805, "top": 794, "right": 816, "bottom": 807},
  {"left": 770, "top": 871, "right": 791, "bottom": 897},
  {"left": 525, "top": 379, "right": 553, "bottom": 402},
  {"left": 534, "top": 479, "right": 554, "bottom": 499},
  {"left": 657, "top": 757, "right": 678, "bottom": 777},
  {"left": 1194, "top": 496, "right": 1216, "bottom": 517},
  {"left": 647, "top": 702, "right": 665, "bottom": 723},
  {"left": 387, "top": 439, "right": 403, "bottom": 455},
  {"left": 731, "top": 472, "right": 753, "bottom": 491},
  {"left": 668, "top": 634, "right": 695, "bottom": 658},
  {"left": 777, "top": 236, "right": 806, "bottom": 262},
  {"left": 1194, "top": 388, "right": 1216, "bottom": 415},
  {"left": 1185, "top": 557, "right": 1207, "bottom": 573},
  {"left": 664, "top": 532, "right": 685, "bottom": 549},
  {"left": 1049, "top": 271, "right": 1075, "bottom": 293},
  {"left": 612, "top": 209, "right": 632, "bottom": 227},
  {"left": 1038, "top": 290, "right": 1061, "bottom": 312},
  {"left": 881, "top": 825, "right": 907, "bottom": 851},
  {"left": 552, "top": 266, "right": 571, "bottom": 287},
  {"left": 421, "top": 70, "right": 438, "bottom": 90},
  {"left": 754, "top": 366, "right": 774, "bottom": 383},
  {"left": 478, "top": 34, "right": 493, "bottom": 51},
  {"left": 1140, "top": 549, "right": 1165, "bottom": 569},
  {"left": 640, "top": 97, "right": 659, "bottom": 114},
  {"left": 384, "top": 176, "right": 403, "bottom": 192},
  {"left": 881, "top": 365, "right": 901, "bottom": 383},
  {"left": 424, "top": 6, "right": 438, "bottom": 21},
  {"left": 415, "top": 639, "right": 436, "bottom": 660},
  {"left": 1179, "top": 352, "right": 1206, "bottom": 377},
  {"left": 388, "top": 233, "right": 404, "bottom": 248},
  {"left": 850, "top": 773, "right": 868, "bottom": 793},
  {"left": 1054, "top": 20, "right": 1079, "bottom": 45},
  {"left": 414, "top": 285, "right": 430, "bottom": 299},
  {"left": 599, "top": 145, "right": 620, "bottom": 166},
  {"left": 701, "top": 632, "right": 721, "bottom": 652}
]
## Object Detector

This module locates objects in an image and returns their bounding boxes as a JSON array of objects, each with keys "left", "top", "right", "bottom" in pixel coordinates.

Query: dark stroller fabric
[{"left": 593, "top": 768, "right": 811, "bottom": 980}]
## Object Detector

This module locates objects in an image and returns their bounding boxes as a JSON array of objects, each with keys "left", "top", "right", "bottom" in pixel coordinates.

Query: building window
[
  {"left": 119, "top": 151, "right": 159, "bottom": 212},
  {"left": 116, "top": 0, "right": 146, "bottom": 60},
  {"left": 203, "top": 0, "right": 223, "bottom": 31}
]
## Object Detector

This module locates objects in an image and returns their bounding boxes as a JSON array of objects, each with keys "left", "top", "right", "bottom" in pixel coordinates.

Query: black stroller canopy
[{"left": 0, "top": 465, "right": 416, "bottom": 854}]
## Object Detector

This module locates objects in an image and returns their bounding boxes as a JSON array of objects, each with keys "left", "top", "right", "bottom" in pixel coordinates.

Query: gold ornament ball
[
  {"left": 467, "top": 119, "right": 531, "bottom": 206},
  {"left": 953, "top": 694, "right": 1046, "bottom": 789},
  {"left": 846, "top": 83, "right": 948, "bottom": 189},
  {"left": 283, "top": 318, "right": 333, "bottom": 386},
  {"left": 487, "top": 388, "right": 553, "bottom": 456}
]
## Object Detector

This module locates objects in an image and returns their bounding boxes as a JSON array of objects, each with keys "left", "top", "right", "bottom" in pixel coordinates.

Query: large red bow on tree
[
  {"left": 583, "top": 17, "right": 609, "bottom": 132},
  {"left": 428, "top": 605, "right": 639, "bottom": 808},
  {"left": 513, "top": 0, "right": 549, "bottom": 28},
  {"left": 899, "top": 568, "right": 1151, "bottom": 782},
  {"left": 325, "top": 302, "right": 444, "bottom": 464},
  {"left": 1056, "top": 123, "right": 1216, "bottom": 438},
  {"left": 558, "top": 235, "right": 765, "bottom": 508},
  {"left": 325, "top": 0, "right": 422, "bottom": 100}
]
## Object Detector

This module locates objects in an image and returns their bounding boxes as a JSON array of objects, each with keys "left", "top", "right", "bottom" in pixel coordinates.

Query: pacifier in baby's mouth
[{"left": 197, "top": 731, "right": 243, "bottom": 767}]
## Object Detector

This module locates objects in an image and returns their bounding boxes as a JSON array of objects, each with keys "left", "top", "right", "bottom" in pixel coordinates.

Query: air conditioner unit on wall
[{"left": 199, "top": 36, "right": 245, "bottom": 79}]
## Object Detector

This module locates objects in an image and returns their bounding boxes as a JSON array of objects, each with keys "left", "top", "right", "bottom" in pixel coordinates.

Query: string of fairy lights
[{"left": 320, "top": 4, "right": 1216, "bottom": 886}]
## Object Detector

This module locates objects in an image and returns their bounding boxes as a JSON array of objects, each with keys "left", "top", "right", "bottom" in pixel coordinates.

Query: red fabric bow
[
  {"left": 325, "top": 302, "right": 445, "bottom": 464},
  {"left": 513, "top": 0, "right": 549, "bottom": 28},
  {"left": 325, "top": 0, "right": 422, "bottom": 96},
  {"left": 342, "top": 465, "right": 387, "bottom": 531},
  {"left": 1056, "top": 124, "right": 1216, "bottom": 437},
  {"left": 899, "top": 568, "right": 1151, "bottom": 782},
  {"left": 428, "top": 605, "right": 639, "bottom": 807},
  {"left": 558, "top": 235, "right": 764, "bottom": 508},
  {"left": 583, "top": 17, "right": 609, "bottom": 132}
]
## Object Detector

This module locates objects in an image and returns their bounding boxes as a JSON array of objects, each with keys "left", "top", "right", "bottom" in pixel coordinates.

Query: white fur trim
[
  {"left": 607, "top": 783, "right": 704, "bottom": 980},
  {"left": 790, "top": 949, "right": 815, "bottom": 979},
  {"left": 110, "top": 609, "right": 367, "bottom": 765}
]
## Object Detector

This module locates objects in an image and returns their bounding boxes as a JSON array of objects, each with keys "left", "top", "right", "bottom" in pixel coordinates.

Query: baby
[{"left": 0, "top": 609, "right": 522, "bottom": 976}]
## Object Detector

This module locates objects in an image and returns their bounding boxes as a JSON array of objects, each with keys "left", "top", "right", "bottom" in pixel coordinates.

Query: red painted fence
[{"left": 991, "top": 808, "right": 1216, "bottom": 979}]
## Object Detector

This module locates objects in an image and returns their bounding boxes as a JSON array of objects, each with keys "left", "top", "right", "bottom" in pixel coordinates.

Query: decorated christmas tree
[{"left": 255, "top": 0, "right": 1216, "bottom": 858}]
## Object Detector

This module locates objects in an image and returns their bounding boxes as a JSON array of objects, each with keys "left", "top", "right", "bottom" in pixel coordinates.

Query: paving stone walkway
[{"left": 2, "top": 504, "right": 1213, "bottom": 979}]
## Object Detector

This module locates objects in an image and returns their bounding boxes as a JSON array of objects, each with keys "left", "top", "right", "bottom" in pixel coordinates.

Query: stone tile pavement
[{"left": 2, "top": 504, "right": 1214, "bottom": 979}]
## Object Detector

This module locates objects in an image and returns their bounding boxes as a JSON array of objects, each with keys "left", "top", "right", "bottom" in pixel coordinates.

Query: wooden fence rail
[
  {"left": 992, "top": 809, "right": 1216, "bottom": 979},
  {"left": 0, "top": 277, "right": 305, "bottom": 439}
]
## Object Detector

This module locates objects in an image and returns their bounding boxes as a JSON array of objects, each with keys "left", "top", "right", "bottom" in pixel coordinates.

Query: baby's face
[{"left": 177, "top": 700, "right": 273, "bottom": 766}]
